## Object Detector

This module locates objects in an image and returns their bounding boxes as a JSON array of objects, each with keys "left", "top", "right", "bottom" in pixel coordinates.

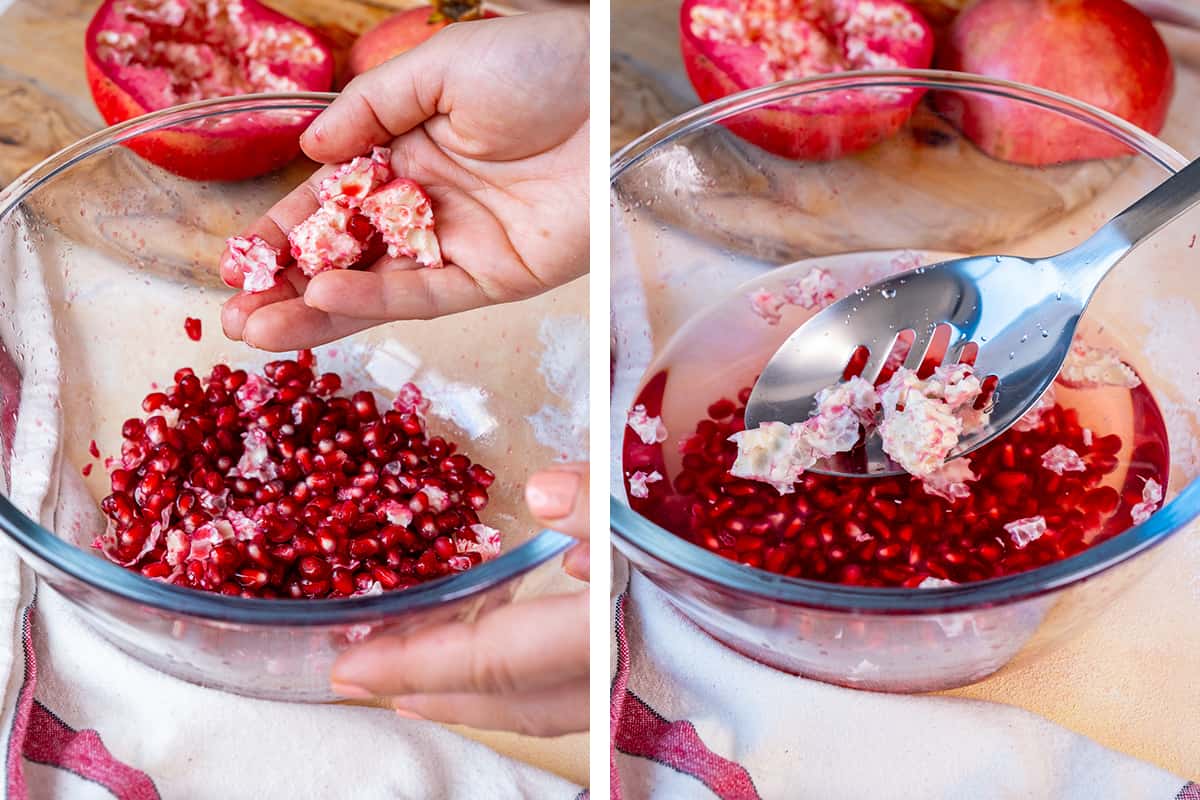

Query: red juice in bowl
[{"left": 621, "top": 253, "right": 1170, "bottom": 589}]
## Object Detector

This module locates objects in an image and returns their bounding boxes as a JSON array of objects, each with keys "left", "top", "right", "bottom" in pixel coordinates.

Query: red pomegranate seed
[
  {"left": 627, "top": 384, "right": 1165, "bottom": 588},
  {"left": 371, "top": 565, "right": 400, "bottom": 590},
  {"left": 184, "top": 317, "right": 202, "bottom": 341},
  {"left": 95, "top": 355, "right": 502, "bottom": 599},
  {"left": 141, "top": 392, "right": 167, "bottom": 413}
]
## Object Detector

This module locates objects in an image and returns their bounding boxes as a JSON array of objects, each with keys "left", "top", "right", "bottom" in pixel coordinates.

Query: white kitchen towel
[
  {"left": 610, "top": 560, "right": 1198, "bottom": 800},
  {"left": 0, "top": 213, "right": 583, "bottom": 800}
]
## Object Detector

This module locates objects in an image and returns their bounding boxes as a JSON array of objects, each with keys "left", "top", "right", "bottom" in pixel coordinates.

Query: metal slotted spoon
[{"left": 745, "top": 156, "right": 1200, "bottom": 478}]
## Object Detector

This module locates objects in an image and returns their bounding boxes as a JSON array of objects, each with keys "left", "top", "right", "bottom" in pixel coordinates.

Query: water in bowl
[{"left": 621, "top": 252, "right": 1170, "bottom": 587}]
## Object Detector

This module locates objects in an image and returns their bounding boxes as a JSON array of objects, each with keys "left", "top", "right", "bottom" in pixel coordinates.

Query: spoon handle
[{"left": 1065, "top": 156, "right": 1200, "bottom": 291}]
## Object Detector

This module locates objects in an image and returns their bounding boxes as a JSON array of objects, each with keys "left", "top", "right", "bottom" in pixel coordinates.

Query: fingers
[
  {"left": 331, "top": 592, "right": 587, "bottom": 698},
  {"left": 562, "top": 543, "right": 589, "bottom": 583},
  {"left": 526, "top": 464, "right": 589, "bottom": 540},
  {"left": 218, "top": 176, "right": 323, "bottom": 288},
  {"left": 302, "top": 263, "right": 491, "bottom": 321},
  {"left": 526, "top": 463, "right": 589, "bottom": 581},
  {"left": 300, "top": 43, "right": 446, "bottom": 164},
  {"left": 300, "top": 11, "right": 590, "bottom": 165},
  {"left": 220, "top": 272, "right": 301, "bottom": 338},
  {"left": 390, "top": 681, "right": 588, "bottom": 737},
  {"left": 239, "top": 297, "right": 387, "bottom": 352}
]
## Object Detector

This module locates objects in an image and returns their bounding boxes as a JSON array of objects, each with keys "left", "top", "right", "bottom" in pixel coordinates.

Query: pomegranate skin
[
  {"left": 935, "top": 0, "right": 1174, "bottom": 166},
  {"left": 84, "top": 0, "right": 336, "bottom": 182},
  {"left": 907, "top": 0, "right": 969, "bottom": 25},
  {"left": 678, "top": 0, "right": 935, "bottom": 160},
  {"left": 347, "top": 6, "right": 502, "bottom": 79}
]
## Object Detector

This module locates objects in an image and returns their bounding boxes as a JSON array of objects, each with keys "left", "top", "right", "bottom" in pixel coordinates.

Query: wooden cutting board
[
  {"left": 610, "top": 0, "right": 1129, "bottom": 262},
  {"left": 0, "top": 0, "right": 408, "bottom": 288}
]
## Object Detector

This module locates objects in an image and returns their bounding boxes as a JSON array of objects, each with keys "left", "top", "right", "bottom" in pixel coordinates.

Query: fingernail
[
  {"left": 304, "top": 117, "right": 325, "bottom": 145},
  {"left": 525, "top": 470, "right": 579, "bottom": 519},
  {"left": 391, "top": 701, "right": 425, "bottom": 720},
  {"left": 331, "top": 681, "right": 373, "bottom": 700},
  {"left": 302, "top": 277, "right": 329, "bottom": 310}
]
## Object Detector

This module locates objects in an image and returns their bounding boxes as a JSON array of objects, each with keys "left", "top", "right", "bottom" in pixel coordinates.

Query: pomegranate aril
[
  {"left": 314, "top": 373, "right": 342, "bottom": 396},
  {"left": 371, "top": 566, "right": 400, "bottom": 590},
  {"left": 97, "top": 355, "right": 502, "bottom": 599},
  {"left": 468, "top": 464, "right": 495, "bottom": 487},
  {"left": 142, "top": 392, "right": 168, "bottom": 412},
  {"left": 630, "top": 383, "right": 1161, "bottom": 588}
]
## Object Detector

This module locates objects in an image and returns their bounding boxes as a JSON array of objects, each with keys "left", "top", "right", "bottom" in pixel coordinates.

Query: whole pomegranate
[
  {"left": 85, "top": 0, "right": 336, "bottom": 181},
  {"left": 935, "top": 0, "right": 1174, "bottom": 166},
  {"left": 678, "top": 0, "right": 936, "bottom": 160},
  {"left": 347, "top": 1, "right": 500, "bottom": 79}
]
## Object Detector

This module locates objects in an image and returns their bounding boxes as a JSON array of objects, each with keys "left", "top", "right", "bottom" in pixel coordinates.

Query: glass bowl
[
  {"left": 610, "top": 71, "right": 1198, "bottom": 692},
  {"left": 0, "top": 94, "right": 580, "bottom": 701}
]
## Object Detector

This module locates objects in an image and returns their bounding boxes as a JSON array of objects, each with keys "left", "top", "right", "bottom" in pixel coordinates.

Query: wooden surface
[
  {"left": 610, "top": 0, "right": 1127, "bottom": 261},
  {"left": 0, "top": 0, "right": 587, "bottom": 787}
]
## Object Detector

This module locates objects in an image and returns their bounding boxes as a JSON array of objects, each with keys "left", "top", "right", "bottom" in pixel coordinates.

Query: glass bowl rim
[
  {"left": 0, "top": 93, "right": 573, "bottom": 626},
  {"left": 609, "top": 69, "right": 1194, "bottom": 613}
]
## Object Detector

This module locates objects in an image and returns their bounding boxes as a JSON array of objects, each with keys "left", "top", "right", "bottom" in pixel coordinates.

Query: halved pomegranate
[
  {"left": 679, "top": 0, "right": 935, "bottom": 159},
  {"left": 935, "top": 0, "right": 1174, "bottom": 166},
  {"left": 85, "top": 0, "right": 336, "bottom": 181},
  {"left": 347, "top": 1, "right": 500, "bottom": 79}
]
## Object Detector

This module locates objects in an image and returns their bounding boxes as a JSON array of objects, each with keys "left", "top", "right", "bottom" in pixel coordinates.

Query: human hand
[
  {"left": 221, "top": 10, "right": 589, "bottom": 351},
  {"left": 330, "top": 463, "right": 590, "bottom": 736}
]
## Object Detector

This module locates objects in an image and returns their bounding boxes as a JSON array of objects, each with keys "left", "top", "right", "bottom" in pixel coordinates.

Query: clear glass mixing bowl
[
  {"left": 0, "top": 94, "right": 579, "bottom": 701},
  {"left": 611, "top": 71, "right": 1199, "bottom": 692}
]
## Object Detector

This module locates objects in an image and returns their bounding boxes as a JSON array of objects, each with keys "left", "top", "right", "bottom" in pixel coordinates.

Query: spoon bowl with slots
[{"left": 745, "top": 156, "right": 1200, "bottom": 477}]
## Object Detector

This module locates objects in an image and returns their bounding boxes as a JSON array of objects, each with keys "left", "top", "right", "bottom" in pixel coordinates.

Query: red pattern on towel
[{"left": 611, "top": 589, "right": 761, "bottom": 800}]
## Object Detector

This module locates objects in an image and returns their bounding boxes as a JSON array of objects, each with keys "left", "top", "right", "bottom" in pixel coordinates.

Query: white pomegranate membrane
[
  {"left": 96, "top": 351, "right": 500, "bottom": 598},
  {"left": 92, "top": 0, "right": 327, "bottom": 105},
  {"left": 623, "top": 264, "right": 1169, "bottom": 588},
  {"left": 223, "top": 147, "right": 442, "bottom": 289},
  {"left": 688, "top": 0, "right": 928, "bottom": 81},
  {"left": 729, "top": 363, "right": 990, "bottom": 487}
]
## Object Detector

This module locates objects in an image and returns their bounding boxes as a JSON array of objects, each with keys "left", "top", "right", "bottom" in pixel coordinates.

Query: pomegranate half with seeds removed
[
  {"left": 85, "top": 0, "right": 335, "bottom": 181},
  {"left": 679, "top": 0, "right": 935, "bottom": 159},
  {"left": 95, "top": 354, "right": 501, "bottom": 599}
]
